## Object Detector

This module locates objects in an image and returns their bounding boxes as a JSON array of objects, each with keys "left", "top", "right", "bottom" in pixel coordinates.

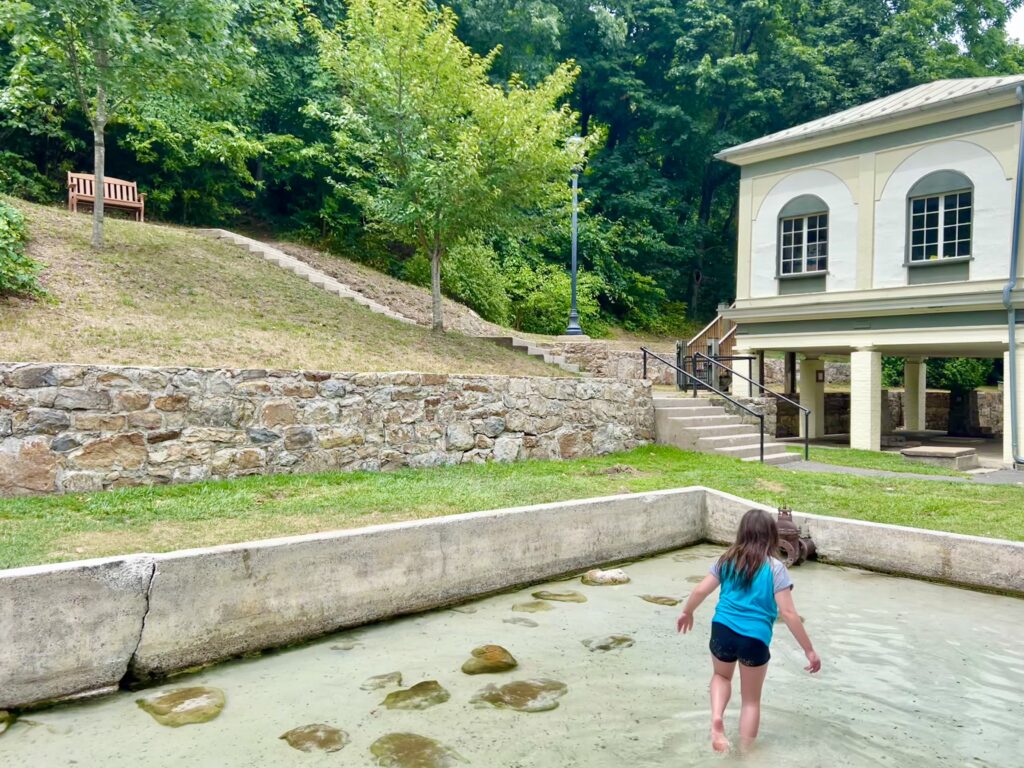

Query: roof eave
[{"left": 715, "top": 82, "right": 1024, "bottom": 167}]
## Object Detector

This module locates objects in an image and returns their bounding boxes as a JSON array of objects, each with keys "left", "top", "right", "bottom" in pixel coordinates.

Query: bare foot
[{"left": 711, "top": 717, "right": 731, "bottom": 753}]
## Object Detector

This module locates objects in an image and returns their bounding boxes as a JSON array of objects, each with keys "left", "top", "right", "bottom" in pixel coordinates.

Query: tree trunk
[
  {"left": 91, "top": 81, "right": 107, "bottom": 250},
  {"left": 430, "top": 246, "right": 444, "bottom": 332}
]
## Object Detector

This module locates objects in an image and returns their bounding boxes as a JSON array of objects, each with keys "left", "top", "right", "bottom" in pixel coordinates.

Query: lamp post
[{"left": 565, "top": 137, "right": 584, "bottom": 336}]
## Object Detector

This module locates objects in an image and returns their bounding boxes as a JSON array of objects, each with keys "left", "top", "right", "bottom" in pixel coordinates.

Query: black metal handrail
[
  {"left": 641, "top": 347, "right": 765, "bottom": 464},
  {"left": 679, "top": 353, "right": 755, "bottom": 393},
  {"left": 693, "top": 352, "right": 810, "bottom": 462}
]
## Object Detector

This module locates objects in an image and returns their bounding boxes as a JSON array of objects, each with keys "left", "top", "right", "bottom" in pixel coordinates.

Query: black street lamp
[{"left": 565, "top": 138, "right": 584, "bottom": 336}]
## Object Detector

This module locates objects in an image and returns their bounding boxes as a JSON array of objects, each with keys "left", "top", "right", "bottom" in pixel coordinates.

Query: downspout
[{"left": 1003, "top": 86, "right": 1024, "bottom": 468}]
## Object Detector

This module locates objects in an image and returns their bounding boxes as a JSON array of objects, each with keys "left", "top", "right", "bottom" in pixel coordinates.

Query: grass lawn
[
  {"left": 785, "top": 445, "right": 967, "bottom": 476},
  {"left": 1, "top": 446, "right": 1020, "bottom": 570},
  {"left": 0, "top": 197, "right": 559, "bottom": 376}
]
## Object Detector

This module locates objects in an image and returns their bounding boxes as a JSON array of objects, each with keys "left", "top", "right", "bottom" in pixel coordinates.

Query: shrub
[
  {"left": 505, "top": 259, "right": 606, "bottom": 336},
  {"left": 0, "top": 200, "right": 44, "bottom": 297},
  {"left": 442, "top": 240, "right": 511, "bottom": 325}
]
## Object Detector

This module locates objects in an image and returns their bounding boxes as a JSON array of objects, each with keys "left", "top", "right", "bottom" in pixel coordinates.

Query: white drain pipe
[{"left": 1004, "top": 86, "right": 1024, "bottom": 468}]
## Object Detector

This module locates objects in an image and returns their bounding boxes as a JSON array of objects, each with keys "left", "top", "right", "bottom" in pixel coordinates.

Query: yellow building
[{"left": 716, "top": 76, "right": 1024, "bottom": 465}]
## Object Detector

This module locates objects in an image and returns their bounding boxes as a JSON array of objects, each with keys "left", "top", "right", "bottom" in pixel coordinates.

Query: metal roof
[{"left": 717, "top": 76, "right": 1024, "bottom": 163}]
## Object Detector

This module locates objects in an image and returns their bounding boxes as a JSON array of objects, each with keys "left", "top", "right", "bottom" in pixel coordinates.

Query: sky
[{"left": 1009, "top": 9, "right": 1024, "bottom": 41}]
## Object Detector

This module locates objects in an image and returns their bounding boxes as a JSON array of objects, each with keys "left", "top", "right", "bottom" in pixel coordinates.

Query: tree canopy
[{"left": 2, "top": 0, "right": 1023, "bottom": 329}]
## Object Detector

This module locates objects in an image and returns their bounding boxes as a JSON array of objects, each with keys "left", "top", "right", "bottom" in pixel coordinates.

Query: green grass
[
  {"left": 0, "top": 197, "right": 560, "bottom": 376},
  {"left": 1, "top": 446, "right": 1021, "bottom": 569},
  {"left": 785, "top": 445, "right": 967, "bottom": 476}
]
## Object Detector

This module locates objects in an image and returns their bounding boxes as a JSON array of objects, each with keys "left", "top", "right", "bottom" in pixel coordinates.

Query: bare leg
[
  {"left": 738, "top": 661, "right": 769, "bottom": 751},
  {"left": 709, "top": 656, "right": 735, "bottom": 752}
]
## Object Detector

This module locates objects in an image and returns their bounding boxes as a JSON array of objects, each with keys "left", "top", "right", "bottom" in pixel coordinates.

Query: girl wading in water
[{"left": 676, "top": 508, "right": 821, "bottom": 753}]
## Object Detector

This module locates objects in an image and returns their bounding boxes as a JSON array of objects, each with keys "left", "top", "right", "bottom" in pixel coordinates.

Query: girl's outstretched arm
[
  {"left": 676, "top": 574, "right": 720, "bottom": 634},
  {"left": 775, "top": 588, "right": 821, "bottom": 673}
]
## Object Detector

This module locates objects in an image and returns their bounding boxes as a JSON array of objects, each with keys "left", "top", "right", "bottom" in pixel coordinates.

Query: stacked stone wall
[
  {"left": 542, "top": 342, "right": 677, "bottom": 385},
  {"left": 0, "top": 364, "right": 654, "bottom": 496}
]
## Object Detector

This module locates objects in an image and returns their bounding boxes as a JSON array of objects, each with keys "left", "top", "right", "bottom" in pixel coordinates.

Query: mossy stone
[
  {"left": 0, "top": 710, "right": 13, "bottom": 736},
  {"left": 511, "top": 600, "right": 553, "bottom": 613},
  {"left": 470, "top": 679, "right": 568, "bottom": 712},
  {"left": 639, "top": 594, "right": 680, "bottom": 606},
  {"left": 136, "top": 686, "right": 225, "bottom": 727},
  {"left": 382, "top": 680, "right": 450, "bottom": 710},
  {"left": 503, "top": 617, "right": 539, "bottom": 628},
  {"left": 582, "top": 634, "right": 635, "bottom": 652},
  {"left": 370, "top": 733, "right": 467, "bottom": 767},
  {"left": 461, "top": 645, "right": 517, "bottom": 674},
  {"left": 581, "top": 568, "right": 630, "bottom": 586},
  {"left": 531, "top": 590, "right": 587, "bottom": 603},
  {"left": 280, "top": 724, "right": 349, "bottom": 753},
  {"left": 362, "top": 671, "right": 403, "bottom": 691}
]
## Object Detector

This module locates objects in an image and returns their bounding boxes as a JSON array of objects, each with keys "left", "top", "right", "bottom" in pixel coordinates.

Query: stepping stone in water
[
  {"left": 461, "top": 645, "right": 517, "bottom": 675},
  {"left": 370, "top": 733, "right": 467, "bottom": 767},
  {"left": 581, "top": 568, "right": 630, "bottom": 586},
  {"left": 531, "top": 590, "right": 587, "bottom": 603},
  {"left": 470, "top": 679, "right": 568, "bottom": 713},
  {"left": 280, "top": 724, "right": 349, "bottom": 753},
  {"left": 503, "top": 617, "right": 538, "bottom": 628},
  {"left": 639, "top": 595, "right": 680, "bottom": 606},
  {"left": 582, "top": 635, "right": 635, "bottom": 652},
  {"left": 136, "top": 686, "right": 225, "bottom": 727},
  {"left": 362, "top": 671, "right": 403, "bottom": 691},
  {"left": 331, "top": 640, "right": 361, "bottom": 651},
  {"left": 512, "top": 600, "right": 553, "bottom": 613},
  {"left": 382, "top": 681, "right": 450, "bottom": 710}
]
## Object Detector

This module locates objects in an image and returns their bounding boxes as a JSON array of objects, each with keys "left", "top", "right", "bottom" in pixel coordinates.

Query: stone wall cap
[{"left": 901, "top": 446, "right": 977, "bottom": 458}]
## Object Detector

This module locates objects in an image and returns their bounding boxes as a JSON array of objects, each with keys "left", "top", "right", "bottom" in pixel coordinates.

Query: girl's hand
[
  {"left": 676, "top": 611, "right": 693, "bottom": 634},
  {"left": 804, "top": 650, "right": 821, "bottom": 674}
]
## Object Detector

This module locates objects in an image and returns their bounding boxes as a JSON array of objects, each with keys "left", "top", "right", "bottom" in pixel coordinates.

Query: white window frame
[
  {"left": 907, "top": 188, "right": 972, "bottom": 264},
  {"left": 778, "top": 211, "right": 828, "bottom": 277}
]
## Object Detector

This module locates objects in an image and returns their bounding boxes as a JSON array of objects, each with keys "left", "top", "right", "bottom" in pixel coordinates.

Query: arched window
[
  {"left": 907, "top": 170, "right": 973, "bottom": 263},
  {"left": 778, "top": 195, "right": 828, "bottom": 276}
]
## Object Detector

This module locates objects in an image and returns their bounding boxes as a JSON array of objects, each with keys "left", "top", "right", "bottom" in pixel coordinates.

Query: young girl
[{"left": 676, "top": 508, "right": 821, "bottom": 753}]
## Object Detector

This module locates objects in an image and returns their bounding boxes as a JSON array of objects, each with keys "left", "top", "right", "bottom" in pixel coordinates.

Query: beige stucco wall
[{"left": 734, "top": 114, "right": 1022, "bottom": 305}]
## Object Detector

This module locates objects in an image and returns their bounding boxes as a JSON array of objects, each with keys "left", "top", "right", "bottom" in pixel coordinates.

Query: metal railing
[
  {"left": 642, "top": 347, "right": 766, "bottom": 464},
  {"left": 693, "top": 352, "right": 810, "bottom": 461},
  {"left": 678, "top": 353, "right": 755, "bottom": 393}
]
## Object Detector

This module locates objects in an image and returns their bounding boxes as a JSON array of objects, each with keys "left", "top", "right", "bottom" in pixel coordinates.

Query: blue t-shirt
[{"left": 709, "top": 557, "right": 793, "bottom": 646}]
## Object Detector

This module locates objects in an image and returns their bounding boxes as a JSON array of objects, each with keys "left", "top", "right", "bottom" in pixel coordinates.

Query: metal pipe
[{"left": 1004, "top": 86, "right": 1024, "bottom": 467}]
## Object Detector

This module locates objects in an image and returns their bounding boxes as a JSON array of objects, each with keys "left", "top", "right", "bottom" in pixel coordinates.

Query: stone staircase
[
  {"left": 654, "top": 394, "right": 799, "bottom": 465},
  {"left": 200, "top": 229, "right": 584, "bottom": 375}
]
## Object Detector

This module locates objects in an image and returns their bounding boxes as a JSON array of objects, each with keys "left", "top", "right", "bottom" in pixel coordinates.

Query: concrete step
[
  {"left": 659, "top": 406, "right": 723, "bottom": 418},
  {"left": 665, "top": 414, "right": 742, "bottom": 428},
  {"left": 717, "top": 442, "right": 791, "bottom": 460},
  {"left": 690, "top": 424, "right": 760, "bottom": 438},
  {"left": 697, "top": 433, "right": 767, "bottom": 451},
  {"left": 744, "top": 451, "right": 802, "bottom": 466},
  {"left": 652, "top": 396, "right": 705, "bottom": 408}
]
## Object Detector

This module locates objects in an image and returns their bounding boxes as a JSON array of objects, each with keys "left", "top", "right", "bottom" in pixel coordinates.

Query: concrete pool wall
[{"left": 1, "top": 486, "right": 1021, "bottom": 711}]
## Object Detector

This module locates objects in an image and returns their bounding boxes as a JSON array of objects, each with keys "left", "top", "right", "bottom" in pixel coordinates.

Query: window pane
[
  {"left": 926, "top": 212, "right": 939, "bottom": 228},
  {"left": 959, "top": 192, "right": 972, "bottom": 207},
  {"left": 957, "top": 240, "right": 970, "bottom": 257},
  {"left": 926, "top": 196, "right": 939, "bottom": 212},
  {"left": 912, "top": 230, "right": 924, "bottom": 246},
  {"left": 958, "top": 224, "right": 971, "bottom": 241},
  {"left": 783, "top": 219, "right": 793, "bottom": 233},
  {"left": 912, "top": 199, "right": 925, "bottom": 214},
  {"left": 943, "top": 241, "right": 956, "bottom": 258},
  {"left": 807, "top": 230, "right": 818, "bottom": 244},
  {"left": 912, "top": 214, "right": 924, "bottom": 230},
  {"left": 925, "top": 243, "right": 938, "bottom": 258},
  {"left": 911, "top": 245, "right": 924, "bottom": 261},
  {"left": 959, "top": 208, "right": 972, "bottom": 224},
  {"left": 944, "top": 210, "right": 957, "bottom": 225},
  {"left": 944, "top": 194, "right": 958, "bottom": 208},
  {"left": 925, "top": 229, "right": 938, "bottom": 245},
  {"left": 944, "top": 225, "right": 957, "bottom": 243},
  {"left": 793, "top": 232, "right": 803, "bottom": 246}
]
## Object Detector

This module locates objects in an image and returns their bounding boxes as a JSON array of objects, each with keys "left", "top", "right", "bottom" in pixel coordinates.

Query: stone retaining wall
[
  {"left": 541, "top": 342, "right": 677, "bottom": 385},
  {"left": 0, "top": 364, "right": 654, "bottom": 496}
]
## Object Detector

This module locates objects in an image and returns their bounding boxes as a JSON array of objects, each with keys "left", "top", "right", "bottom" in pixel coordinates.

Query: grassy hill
[{"left": 0, "top": 198, "right": 561, "bottom": 376}]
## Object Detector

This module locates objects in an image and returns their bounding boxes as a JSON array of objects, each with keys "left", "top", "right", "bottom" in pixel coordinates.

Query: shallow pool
[{"left": 3, "top": 544, "right": 1023, "bottom": 767}]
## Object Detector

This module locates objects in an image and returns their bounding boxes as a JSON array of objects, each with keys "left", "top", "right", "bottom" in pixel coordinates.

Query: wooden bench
[{"left": 67, "top": 172, "right": 146, "bottom": 222}]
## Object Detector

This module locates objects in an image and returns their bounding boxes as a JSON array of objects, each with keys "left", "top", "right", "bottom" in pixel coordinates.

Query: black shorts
[{"left": 710, "top": 621, "right": 770, "bottom": 667}]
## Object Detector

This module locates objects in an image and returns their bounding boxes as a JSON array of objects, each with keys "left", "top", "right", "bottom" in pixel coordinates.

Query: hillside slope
[{"left": 0, "top": 199, "right": 561, "bottom": 376}]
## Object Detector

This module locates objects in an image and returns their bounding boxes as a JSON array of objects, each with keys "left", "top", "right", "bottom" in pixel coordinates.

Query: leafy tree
[
  {"left": 313, "top": 0, "right": 591, "bottom": 331},
  {"left": 1, "top": 0, "right": 294, "bottom": 247},
  {"left": 0, "top": 199, "right": 44, "bottom": 297}
]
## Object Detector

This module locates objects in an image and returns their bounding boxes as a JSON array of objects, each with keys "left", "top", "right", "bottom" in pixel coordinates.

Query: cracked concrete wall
[{"left": 3, "top": 487, "right": 1022, "bottom": 710}]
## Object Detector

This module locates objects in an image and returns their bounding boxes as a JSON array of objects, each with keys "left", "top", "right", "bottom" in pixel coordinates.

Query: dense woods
[{"left": 2, "top": 0, "right": 1024, "bottom": 331}]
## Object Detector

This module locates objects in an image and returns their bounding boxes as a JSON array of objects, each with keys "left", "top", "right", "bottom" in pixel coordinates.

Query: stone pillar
[
  {"left": 904, "top": 357, "right": 927, "bottom": 432},
  {"left": 850, "top": 348, "right": 882, "bottom": 451},
  {"left": 1004, "top": 349, "right": 1024, "bottom": 466},
  {"left": 731, "top": 348, "right": 760, "bottom": 398},
  {"left": 798, "top": 356, "right": 826, "bottom": 438}
]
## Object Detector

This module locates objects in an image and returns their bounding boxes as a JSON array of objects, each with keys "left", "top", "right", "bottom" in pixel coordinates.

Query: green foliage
[
  {"left": 0, "top": 200, "right": 43, "bottom": 297},
  {"left": 882, "top": 356, "right": 904, "bottom": 388},
  {"left": 443, "top": 239, "right": 512, "bottom": 325},
  {"left": 0, "top": 151, "right": 57, "bottom": 201},
  {"left": 929, "top": 358, "right": 995, "bottom": 391},
  {"left": 504, "top": 257, "right": 606, "bottom": 336},
  {"left": 313, "top": 0, "right": 592, "bottom": 329}
]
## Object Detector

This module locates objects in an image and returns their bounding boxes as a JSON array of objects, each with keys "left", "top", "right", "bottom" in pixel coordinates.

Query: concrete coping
[
  {"left": 901, "top": 446, "right": 977, "bottom": 458},
  {"left": 1, "top": 485, "right": 1022, "bottom": 712}
]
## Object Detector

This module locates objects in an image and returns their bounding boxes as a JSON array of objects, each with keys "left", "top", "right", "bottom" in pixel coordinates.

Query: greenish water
[{"left": 2, "top": 544, "right": 1023, "bottom": 767}]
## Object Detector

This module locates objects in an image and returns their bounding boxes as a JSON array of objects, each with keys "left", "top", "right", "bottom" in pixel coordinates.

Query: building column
[
  {"left": 798, "top": 356, "right": 826, "bottom": 438},
  {"left": 1004, "top": 349, "right": 1024, "bottom": 466},
  {"left": 904, "top": 357, "right": 927, "bottom": 432},
  {"left": 731, "top": 348, "right": 760, "bottom": 398},
  {"left": 850, "top": 348, "right": 882, "bottom": 451},
  {"left": 784, "top": 352, "right": 798, "bottom": 395}
]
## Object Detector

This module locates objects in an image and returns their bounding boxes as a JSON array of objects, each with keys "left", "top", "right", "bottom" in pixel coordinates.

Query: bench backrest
[{"left": 67, "top": 172, "right": 140, "bottom": 203}]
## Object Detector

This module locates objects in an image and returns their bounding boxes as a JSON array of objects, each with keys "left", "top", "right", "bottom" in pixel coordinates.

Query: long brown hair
[{"left": 717, "top": 509, "right": 778, "bottom": 590}]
